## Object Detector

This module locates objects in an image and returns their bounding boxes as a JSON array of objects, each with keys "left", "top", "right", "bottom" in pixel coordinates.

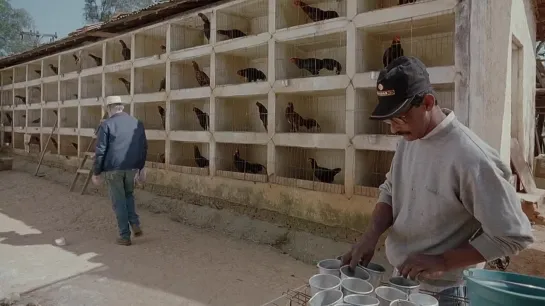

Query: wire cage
[
  {"left": 357, "top": 12, "right": 455, "bottom": 73},
  {"left": 215, "top": 95, "right": 269, "bottom": 132},
  {"left": 28, "top": 86, "right": 41, "bottom": 104},
  {"left": 216, "top": 143, "right": 268, "bottom": 182},
  {"left": 14, "top": 88, "right": 27, "bottom": 106},
  {"left": 273, "top": 146, "right": 345, "bottom": 194},
  {"left": 170, "top": 55, "right": 211, "bottom": 90},
  {"left": 81, "top": 74, "right": 102, "bottom": 99},
  {"left": 81, "top": 44, "right": 104, "bottom": 69},
  {"left": 1, "top": 70, "right": 13, "bottom": 86},
  {"left": 169, "top": 141, "right": 210, "bottom": 175},
  {"left": 215, "top": 44, "right": 269, "bottom": 86},
  {"left": 134, "top": 25, "right": 167, "bottom": 59},
  {"left": 134, "top": 101, "right": 167, "bottom": 131},
  {"left": 106, "top": 35, "right": 132, "bottom": 65},
  {"left": 43, "top": 81, "right": 58, "bottom": 103},
  {"left": 60, "top": 52, "right": 80, "bottom": 74},
  {"left": 216, "top": 0, "right": 269, "bottom": 43},
  {"left": 276, "top": 32, "right": 346, "bottom": 80},
  {"left": 134, "top": 64, "right": 166, "bottom": 94},
  {"left": 170, "top": 99, "right": 210, "bottom": 131},
  {"left": 171, "top": 13, "right": 211, "bottom": 50},
  {"left": 27, "top": 61, "right": 42, "bottom": 81},
  {"left": 276, "top": 0, "right": 347, "bottom": 30},
  {"left": 13, "top": 66, "right": 26, "bottom": 83},
  {"left": 357, "top": 0, "right": 438, "bottom": 14},
  {"left": 60, "top": 79, "right": 78, "bottom": 101},
  {"left": 277, "top": 90, "right": 345, "bottom": 134}
]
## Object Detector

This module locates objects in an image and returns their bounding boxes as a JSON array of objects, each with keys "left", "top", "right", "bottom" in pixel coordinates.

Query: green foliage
[
  {"left": 83, "top": 0, "right": 157, "bottom": 23},
  {"left": 0, "top": 0, "right": 39, "bottom": 56}
]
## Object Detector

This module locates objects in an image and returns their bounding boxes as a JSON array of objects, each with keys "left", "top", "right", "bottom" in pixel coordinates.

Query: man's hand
[
  {"left": 341, "top": 233, "right": 379, "bottom": 270},
  {"left": 91, "top": 175, "right": 102, "bottom": 186},
  {"left": 398, "top": 254, "right": 447, "bottom": 280}
]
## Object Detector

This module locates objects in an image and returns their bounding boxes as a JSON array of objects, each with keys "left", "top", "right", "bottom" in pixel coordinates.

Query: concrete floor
[{"left": 0, "top": 170, "right": 315, "bottom": 306}]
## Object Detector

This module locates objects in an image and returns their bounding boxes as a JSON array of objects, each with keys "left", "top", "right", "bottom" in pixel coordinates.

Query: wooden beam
[{"left": 86, "top": 31, "right": 117, "bottom": 38}]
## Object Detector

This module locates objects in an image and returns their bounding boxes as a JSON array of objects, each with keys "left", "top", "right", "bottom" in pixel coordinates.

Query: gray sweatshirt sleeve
[{"left": 460, "top": 157, "right": 534, "bottom": 261}]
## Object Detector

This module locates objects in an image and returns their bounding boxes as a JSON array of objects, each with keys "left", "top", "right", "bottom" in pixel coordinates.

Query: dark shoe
[
  {"left": 131, "top": 225, "right": 143, "bottom": 237},
  {"left": 116, "top": 238, "right": 132, "bottom": 246}
]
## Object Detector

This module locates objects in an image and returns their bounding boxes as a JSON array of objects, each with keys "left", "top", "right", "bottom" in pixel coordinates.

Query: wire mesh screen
[
  {"left": 276, "top": 0, "right": 346, "bottom": 30},
  {"left": 274, "top": 146, "right": 344, "bottom": 194},
  {"left": 43, "top": 108, "right": 58, "bottom": 128},
  {"left": 60, "top": 80, "right": 78, "bottom": 101},
  {"left": 25, "top": 133, "right": 41, "bottom": 153},
  {"left": 355, "top": 149, "right": 394, "bottom": 188},
  {"left": 28, "top": 64, "right": 41, "bottom": 81},
  {"left": 171, "top": 99, "right": 210, "bottom": 131},
  {"left": 170, "top": 56, "right": 211, "bottom": 90},
  {"left": 355, "top": 89, "right": 391, "bottom": 135},
  {"left": 27, "top": 110, "right": 41, "bottom": 128},
  {"left": 105, "top": 72, "right": 131, "bottom": 96},
  {"left": 146, "top": 140, "right": 166, "bottom": 165},
  {"left": 216, "top": 143, "right": 268, "bottom": 182},
  {"left": 43, "top": 82, "right": 58, "bottom": 103},
  {"left": 134, "top": 102, "right": 167, "bottom": 130},
  {"left": 215, "top": 44, "right": 268, "bottom": 86},
  {"left": 358, "top": 0, "right": 437, "bottom": 13},
  {"left": 277, "top": 91, "right": 345, "bottom": 133},
  {"left": 216, "top": 95, "right": 268, "bottom": 132},
  {"left": 14, "top": 89, "right": 26, "bottom": 106},
  {"left": 106, "top": 35, "right": 132, "bottom": 65},
  {"left": 358, "top": 12, "right": 454, "bottom": 72},
  {"left": 135, "top": 25, "right": 167, "bottom": 59},
  {"left": 60, "top": 135, "right": 79, "bottom": 158},
  {"left": 13, "top": 67, "right": 26, "bottom": 83},
  {"left": 81, "top": 46, "right": 104, "bottom": 69},
  {"left": 216, "top": 0, "right": 269, "bottom": 43},
  {"left": 276, "top": 32, "right": 346, "bottom": 79},
  {"left": 134, "top": 65, "right": 166, "bottom": 94},
  {"left": 60, "top": 52, "right": 80, "bottom": 74},
  {"left": 171, "top": 14, "right": 210, "bottom": 51},
  {"left": 60, "top": 107, "right": 78, "bottom": 129},
  {"left": 1, "top": 90, "right": 13, "bottom": 106},
  {"left": 170, "top": 141, "right": 210, "bottom": 175},
  {"left": 13, "top": 133, "right": 24, "bottom": 150},
  {"left": 13, "top": 110, "right": 25, "bottom": 128},
  {"left": 1, "top": 71, "right": 13, "bottom": 86},
  {"left": 81, "top": 75, "right": 102, "bottom": 99},
  {"left": 28, "top": 86, "right": 41, "bottom": 104},
  {"left": 44, "top": 59, "right": 59, "bottom": 78}
]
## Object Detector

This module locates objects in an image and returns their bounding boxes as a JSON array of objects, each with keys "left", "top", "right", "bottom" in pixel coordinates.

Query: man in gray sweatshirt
[{"left": 342, "top": 56, "right": 534, "bottom": 304}]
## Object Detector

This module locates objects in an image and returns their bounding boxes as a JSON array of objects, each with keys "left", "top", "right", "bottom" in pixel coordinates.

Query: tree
[
  {"left": 0, "top": 0, "right": 39, "bottom": 56},
  {"left": 83, "top": 0, "right": 157, "bottom": 24}
]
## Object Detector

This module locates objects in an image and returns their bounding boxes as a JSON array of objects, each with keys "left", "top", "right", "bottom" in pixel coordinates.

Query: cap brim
[{"left": 369, "top": 95, "right": 415, "bottom": 120}]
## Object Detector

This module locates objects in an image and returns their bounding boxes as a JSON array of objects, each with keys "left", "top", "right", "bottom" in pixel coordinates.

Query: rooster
[
  {"left": 233, "top": 149, "right": 266, "bottom": 174},
  {"left": 4, "top": 113, "right": 12, "bottom": 125},
  {"left": 157, "top": 106, "right": 166, "bottom": 129},
  {"left": 159, "top": 78, "right": 166, "bottom": 91},
  {"left": 398, "top": 0, "right": 416, "bottom": 4},
  {"left": 322, "top": 58, "right": 342, "bottom": 75},
  {"left": 49, "top": 64, "right": 58, "bottom": 75},
  {"left": 118, "top": 78, "right": 131, "bottom": 94},
  {"left": 192, "top": 61, "right": 210, "bottom": 87},
  {"left": 34, "top": 70, "right": 41, "bottom": 76},
  {"left": 308, "top": 158, "right": 341, "bottom": 183},
  {"left": 119, "top": 40, "right": 131, "bottom": 61},
  {"left": 237, "top": 68, "right": 266, "bottom": 82},
  {"left": 290, "top": 58, "right": 323, "bottom": 75},
  {"left": 71, "top": 142, "right": 78, "bottom": 151},
  {"left": 160, "top": 45, "right": 167, "bottom": 53},
  {"left": 73, "top": 54, "right": 80, "bottom": 66},
  {"left": 198, "top": 13, "right": 211, "bottom": 41},
  {"left": 382, "top": 35, "right": 404, "bottom": 67},
  {"left": 256, "top": 102, "right": 268, "bottom": 132},
  {"left": 217, "top": 29, "right": 247, "bottom": 40},
  {"left": 285, "top": 102, "right": 320, "bottom": 132},
  {"left": 193, "top": 107, "right": 209, "bottom": 130},
  {"left": 88, "top": 53, "right": 102, "bottom": 66},
  {"left": 194, "top": 145, "right": 209, "bottom": 168},
  {"left": 293, "top": 0, "right": 339, "bottom": 22},
  {"left": 31, "top": 117, "right": 40, "bottom": 124},
  {"left": 15, "top": 95, "right": 26, "bottom": 104}
]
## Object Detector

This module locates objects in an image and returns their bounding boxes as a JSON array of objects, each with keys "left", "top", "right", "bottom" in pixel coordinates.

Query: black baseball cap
[{"left": 370, "top": 56, "right": 432, "bottom": 120}]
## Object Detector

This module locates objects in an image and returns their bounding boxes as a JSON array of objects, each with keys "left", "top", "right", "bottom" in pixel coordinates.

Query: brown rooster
[
  {"left": 193, "top": 107, "right": 209, "bottom": 130},
  {"left": 294, "top": 0, "right": 339, "bottom": 22},
  {"left": 382, "top": 35, "right": 404, "bottom": 67},
  {"left": 192, "top": 61, "right": 210, "bottom": 87},
  {"left": 285, "top": 102, "right": 320, "bottom": 132}
]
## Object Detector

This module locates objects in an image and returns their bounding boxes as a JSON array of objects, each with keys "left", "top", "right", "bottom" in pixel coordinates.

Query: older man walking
[
  {"left": 92, "top": 95, "right": 148, "bottom": 246},
  {"left": 342, "top": 56, "right": 534, "bottom": 304}
]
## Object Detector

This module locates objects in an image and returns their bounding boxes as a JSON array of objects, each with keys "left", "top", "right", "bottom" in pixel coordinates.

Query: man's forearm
[
  {"left": 442, "top": 241, "right": 485, "bottom": 271},
  {"left": 361, "top": 202, "right": 393, "bottom": 241}
]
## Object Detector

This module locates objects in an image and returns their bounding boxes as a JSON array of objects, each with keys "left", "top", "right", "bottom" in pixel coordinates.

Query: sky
[{"left": 12, "top": 0, "right": 86, "bottom": 41}]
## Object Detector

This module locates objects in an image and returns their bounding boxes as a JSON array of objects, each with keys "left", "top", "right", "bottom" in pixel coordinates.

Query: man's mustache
[{"left": 395, "top": 132, "right": 411, "bottom": 135}]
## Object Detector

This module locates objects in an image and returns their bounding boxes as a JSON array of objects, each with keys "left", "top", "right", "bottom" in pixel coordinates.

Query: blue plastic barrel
[{"left": 463, "top": 268, "right": 545, "bottom": 305}]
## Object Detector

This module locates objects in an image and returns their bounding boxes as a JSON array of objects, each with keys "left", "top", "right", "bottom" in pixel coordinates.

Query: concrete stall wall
[{"left": 0, "top": 0, "right": 532, "bottom": 231}]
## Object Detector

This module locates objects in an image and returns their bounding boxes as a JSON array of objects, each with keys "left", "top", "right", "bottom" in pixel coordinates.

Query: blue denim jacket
[{"left": 93, "top": 112, "right": 147, "bottom": 175}]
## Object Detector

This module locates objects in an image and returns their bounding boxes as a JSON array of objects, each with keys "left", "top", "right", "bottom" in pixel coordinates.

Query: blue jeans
[{"left": 104, "top": 170, "right": 140, "bottom": 240}]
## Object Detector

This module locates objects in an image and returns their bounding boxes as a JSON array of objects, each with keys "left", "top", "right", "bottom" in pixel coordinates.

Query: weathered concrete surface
[{"left": 0, "top": 169, "right": 317, "bottom": 306}]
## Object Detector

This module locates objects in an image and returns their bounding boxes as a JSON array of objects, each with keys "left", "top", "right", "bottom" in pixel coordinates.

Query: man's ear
[{"left": 423, "top": 94, "right": 435, "bottom": 110}]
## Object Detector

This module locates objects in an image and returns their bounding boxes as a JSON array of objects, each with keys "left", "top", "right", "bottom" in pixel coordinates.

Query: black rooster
[
  {"left": 31, "top": 117, "right": 40, "bottom": 124},
  {"left": 382, "top": 35, "right": 404, "bottom": 67},
  {"left": 73, "top": 54, "right": 80, "bottom": 66},
  {"left": 49, "top": 64, "right": 58, "bottom": 75},
  {"left": 290, "top": 58, "right": 323, "bottom": 75},
  {"left": 285, "top": 102, "right": 320, "bottom": 132},
  {"left": 157, "top": 106, "right": 166, "bottom": 129},
  {"left": 4, "top": 113, "right": 12, "bottom": 125},
  {"left": 194, "top": 145, "right": 209, "bottom": 168},
  {"left": 88, "top": 53, "right": 102, "bottom": 66},
  {"left": 293, "top": 0, "right": 339, "bottom": 22},
  {"left": 217, "top": 29, "right": 247, "bottom": 40},
  {"left": 322, "top": 58, "right": 342, "bottom": 75},
  {"left": 256, "top": 102, "right": 268, "bottom": 132},
  {"left": 193, "top": 107, "right": 209, "bottom": 130},
  {"left": 308, "top": 158, "right": 341, "bottom": 183},
  {"left": 159, "top": 78, "right": 166, "bottom": 91},
  {"left": 120, "top": 40, "right": 131, "bottom": 61},
  {"left": 192, "top": 61, "right": 210, "bottom": 86},
  {"left": 71, "top": 142, "right": 78, "bottom": 151},
  {"left": 237, "top": 68, "right": 266, "bottom": 82},
  {"left": 234, "top": 149, "right": 266, "bottom": 174},
  {"left": 198, "top": 13, "right": 211, "bottom": 41},
  {"left": 15, "top": 95, "right": 26, "bottom": 104},
  {"left": 34, "top": 70, "right": 41, "bottom": 76},
  {"left": 398, "top": 0, "right": 416, "bottom": 4},
  {"left": 118, "top": 78, "right": 131, "bottom": 94}
]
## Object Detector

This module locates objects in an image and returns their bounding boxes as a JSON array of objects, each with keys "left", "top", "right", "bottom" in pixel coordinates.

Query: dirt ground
[{"left": 0, "top": 170, "right": 315, "bottom": 306}]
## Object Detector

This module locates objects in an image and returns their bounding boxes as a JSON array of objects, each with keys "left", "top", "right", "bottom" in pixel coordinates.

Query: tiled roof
[{"left": 0, "top": 0, "right": 223, "bottom": 69}]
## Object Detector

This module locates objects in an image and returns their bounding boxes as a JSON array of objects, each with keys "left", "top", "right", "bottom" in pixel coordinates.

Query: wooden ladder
[{"left": 69, "top": 136, "right": 97, "bottom": 195}]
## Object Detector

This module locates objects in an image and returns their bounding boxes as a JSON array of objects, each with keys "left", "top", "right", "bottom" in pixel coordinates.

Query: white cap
[{"left": 105, "top": 95, "right": 125, "bottom": 105}]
